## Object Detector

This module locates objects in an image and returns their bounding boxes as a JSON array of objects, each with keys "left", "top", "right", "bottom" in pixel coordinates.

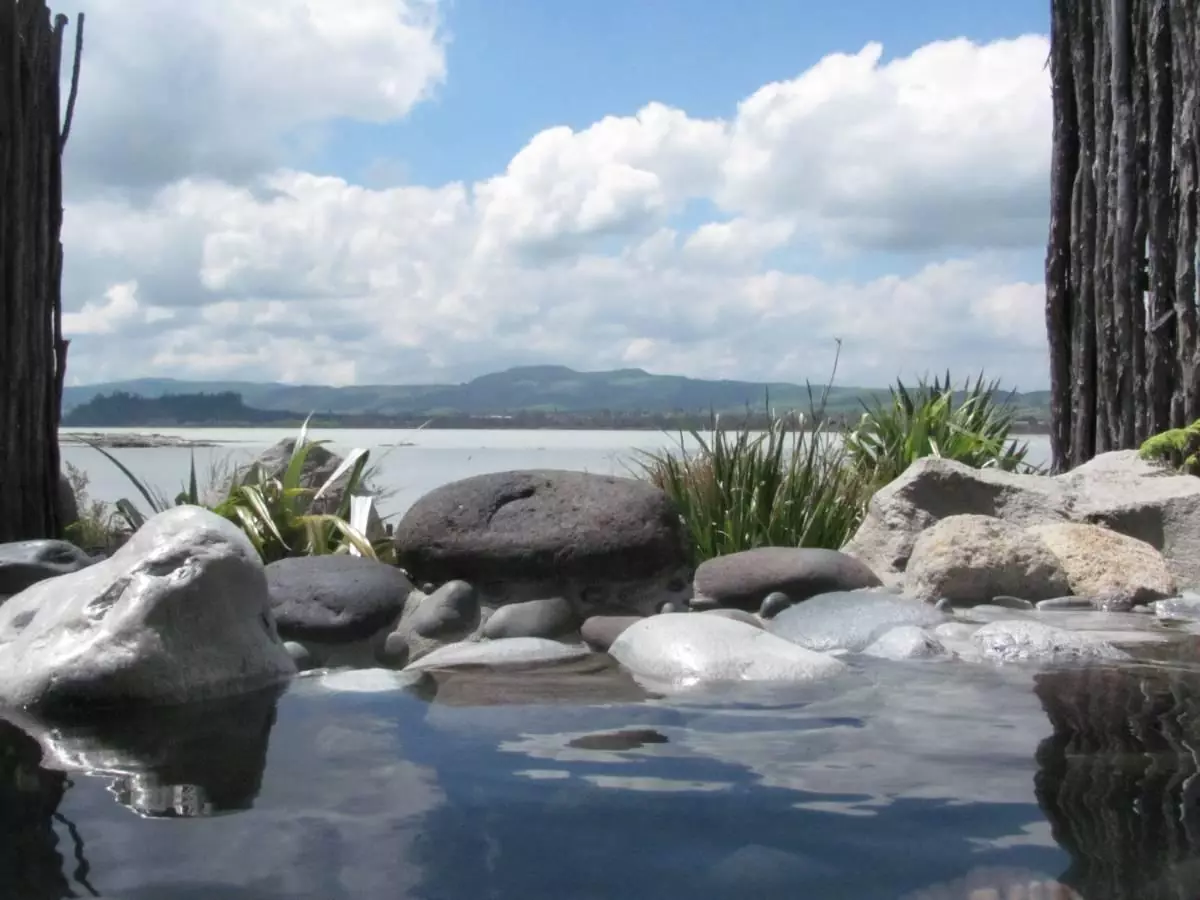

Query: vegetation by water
[
  {"left": 69, "top": 418, "right": 389, "bottom": 562},
  {"left": 638, "top": 369, "right": 1038, "bottom": 562},
  {"left": 1138, "top": 420, "right": 1200, "bottom": 475}
]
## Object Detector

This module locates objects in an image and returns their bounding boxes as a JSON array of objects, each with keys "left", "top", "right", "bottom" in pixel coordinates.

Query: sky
[{"left": 53, "top": 0, "right": 1054, "bottom": 389}]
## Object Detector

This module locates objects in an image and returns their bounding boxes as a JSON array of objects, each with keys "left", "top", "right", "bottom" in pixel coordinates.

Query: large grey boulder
[
  {"left": 609, "top": 613, "right": 846, "bottom": 689},
  {"left": 903, "top": 515, "right": 1071, "bottom": 606},
  {"left": 841, "top": 450, "right": 1200, "bottom": 589},
  {"left": 0, "top": 506, "right": 296, "bottom": 711},
  {"left": 692, "top": 547, "right": 881, "bottom": 612},
  {"left": 266, "top": 555, "right": 412, "bottom": 643},
  {"left": 0, "top": 539, "right": 94, "bottom": 596},
  {"left": 393, "top": 470, "right": 692, "bottom": 615}
]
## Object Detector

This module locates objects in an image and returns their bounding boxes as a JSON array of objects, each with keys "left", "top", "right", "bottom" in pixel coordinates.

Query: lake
[
  {"left": 5, "top": 651, "right": 1194, "bottom": 899},
  {"left": 59, "top": 428, "right": 1055, "bottom": 522}
]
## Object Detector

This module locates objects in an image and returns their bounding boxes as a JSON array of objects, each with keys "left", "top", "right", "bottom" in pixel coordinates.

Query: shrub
[
  {"left": 1138, "top": 420, "right": 1200, "bottom": 474},
  {"left": 77, "top": 417, "right": 390, "bottom": 563},
  {"left": 633, "top": 409, "right": 869, "bottom": 563},
  {"left": 844, "top": 372, "right": 1038, "bottom": 490},
  {"left": 61, "top": 462, "right": 128, "bottom": 555}
]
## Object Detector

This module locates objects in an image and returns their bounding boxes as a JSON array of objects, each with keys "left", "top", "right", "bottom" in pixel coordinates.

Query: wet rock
[
  {"left": 758, "top": 591, "right": 793, "bottom": 619},
  {"left": 693, "top": 547, "right": 881, "bottom": 612},
  {"left": 904, "top": 515, "right": 1071, "bottom": 606},
  {"left": 861, "top": 625, "right": 947, "bottom": 660},
  {"left": 392, "top": 469, "right": 691, "bottom": 616},
  {"left": 409, "top": 580, "right": 480, "bottom": 639},
  {"left": 769, "top": 590, "right": 947, "bottom": 653},
  {"left": 0, "top": 506, "right": 296, "bottom": 711},
  {"left": 970, "top": 619, "right": 1130, "bottom": 664},
  {"left": 483, "top": 596, "right": 578, "bottom": 640},
  {"left": 842, "top": 449, "right": 1200, "bottom": 588},
  {"left": 0, "top": 539, "right": 94, "bottom": 596},
  {"left": 1036, "top": 596, "right": 1094, "bottom": 611},
  {"left": 580, "top": 615, "right": 642, "bottom": 651},
  {"left": 989, "top": 595, "right": 1035, "bottom": 610},
  {"left": 1153, "top": 596, "right": 1200, "bottom": 621},
  {"left": 377, "top": 632, "right": 411, "bottom": 668},
  {"left": 1027, "top": 522, "right": 1176, "bottom": 608},
  {"left": 609, "top": 613, "right": 846, "bottom": 689},
  {"left": 312, "top": 668, "right": 432, "bottom": 695},
  {"left": 267, "top": 555, "right": 412, "bottom": 643},
  {"left": 405, "top": 637, "right": 592, "bottom": 671},
  {"left": 702, "top": 608, "right": 764, "bottom": 629},
  {"left": 283, "top": 641, "right": 318, "bottom": 672}
]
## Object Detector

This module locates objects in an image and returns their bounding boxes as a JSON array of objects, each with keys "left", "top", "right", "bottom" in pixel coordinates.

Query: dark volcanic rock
[
  {"left": 483, "top": 596, "right": 578, "bottom": 640},
  {"left": 267, "top": 555, "right": 413, "bottom": 642},
  {"left": 409, "top": 581, "right": 480, "bottom": 639},
  {"left": 580, "top": 615, "right": 643, "bottom": 652},
  {"left": 694, "top": 547, "right": 882, "bottom": 611},
  {"left": 0, "top": 540, "right": 94, "bottom": 596},
  {"left": 394, "top": 469, "right": 688, "bottom": 583}
]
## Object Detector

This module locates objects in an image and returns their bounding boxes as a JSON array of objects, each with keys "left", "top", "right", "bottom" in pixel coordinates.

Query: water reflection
[
  {"left": 1034, "top": 665, "right": 1200, "bottom": 900},
  {"left": 2, "top": 685, "right": 282, "bottom": 819}
]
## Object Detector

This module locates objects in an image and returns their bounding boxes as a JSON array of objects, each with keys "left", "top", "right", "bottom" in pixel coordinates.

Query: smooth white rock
[
  {"left": 769, "top": 591, "right": 946, "bottom": 653},
  {"left": 405, "top": 637, "right": 591, "bottom": 671},
  {"left": 970, "top": 620, "right": 1130, "bottom": 664}
]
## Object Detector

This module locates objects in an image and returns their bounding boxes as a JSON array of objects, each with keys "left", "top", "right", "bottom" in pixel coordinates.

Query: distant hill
[{"left": 61, "top": 365, "right": 1052, "bottom": 423}]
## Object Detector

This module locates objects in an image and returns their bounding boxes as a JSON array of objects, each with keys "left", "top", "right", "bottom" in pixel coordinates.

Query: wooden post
[
  {"left": 0, "top": 0, "right": 83, "bottom": 541},
  {"left": 1046, "top": 0, "right": 1200, "bottom": 472}
]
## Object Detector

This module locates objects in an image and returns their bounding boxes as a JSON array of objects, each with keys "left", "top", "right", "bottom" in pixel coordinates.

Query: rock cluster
[{"left": 1, "top": 452, "right": 1199, "bottom": 717}]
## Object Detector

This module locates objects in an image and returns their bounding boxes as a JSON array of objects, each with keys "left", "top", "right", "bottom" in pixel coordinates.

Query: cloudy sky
[{"left": 54, "top": 0, "right": 1052, "bottom": 389}]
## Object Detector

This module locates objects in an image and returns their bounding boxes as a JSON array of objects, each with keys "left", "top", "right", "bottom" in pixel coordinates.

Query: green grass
[{"left": 634, "top": 359, "right": 1036, "bottom": 564}]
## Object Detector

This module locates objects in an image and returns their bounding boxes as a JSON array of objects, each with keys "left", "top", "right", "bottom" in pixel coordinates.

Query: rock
[
  {"left": 392, "top": 470, "right": 692, "bottom": 616},
  {"left": 904, "top": 515, "right": 1071, "bottom": 606},
  {"left": 861, "top": 625, "right": 948, "bottom": 660},
  {"left": 609, "top": 613, "right": 846, "bottom": 689},
  {"left": 693, "top": 547, "right": 881, "bottom": 612},
  {"left": 758, "top": 591, "right": 793, "bottom": 619},
  {"left": 405, "top": 637, "right": 592, "bottom": 671},
  {"left": 313, "top": 668, "right": 431, "bottom": 694},
  {"left": 1153, "top": 596, "right": 1200, "bottom": 621},
  {"left": 688, "top": 593, "right": 720, "bottom": 611},
  {"left": 702, "top": 608, "right": 764, "bottom": 629},
  {"left": 989, "top": 595, "right": 1035, "bottom": 610},
  {"left": 378, "top": 632, "right": 411, "bottom": 668},
  {"left": 970, "top": 619, "right": 1130, "bottom": 664},
  {"left": 266, "top": 555, "right": 412, "bottom": 643},
  {"left": 409, "top": 581, "right": 480, "bottom": 639},
  {"left": 580, "top": 615, "right": 642, "bottom": 652},
  {"left": 1026, "top": 522, "right": 1176, "bottom": 608},
  {"left": 0, "top": 506, "right": 296, "bottom": 711},
  {"left": 769, "top": 590, "right": 947, "bottom": 653},
  {"left": 283, "top": 641, "right": 318, "bottom": 672},
  {"left": 1036, "top": 596, "right": 1094, "bottom": 611},
  {"left": 483, "top": 596, "right": 578, "bottom": 640},
  {"left": 842, "top": 449, "right": 1200, "bottom": 589},
  {"left": 0, "top": 539, "right": 94, "bottom": 596}
]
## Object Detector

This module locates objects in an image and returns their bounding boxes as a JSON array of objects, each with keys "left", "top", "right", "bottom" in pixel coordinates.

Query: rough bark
[
  {"left": 0, "top": 1, "right": 82, "bottom": 541},
  {"left": 1047, "top": 0, "right": 1200, "bottom": 471}
]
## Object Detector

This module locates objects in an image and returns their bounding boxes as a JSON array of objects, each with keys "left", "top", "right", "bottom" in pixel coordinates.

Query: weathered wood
[
  {"left": 0, "top": 1, "right": 82, "bottom": 541},
  {"left": 1047, "top": 0, "right": 1199, "bottom": 471}
]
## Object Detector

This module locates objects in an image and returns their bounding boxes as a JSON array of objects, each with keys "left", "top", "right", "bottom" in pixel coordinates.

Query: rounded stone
[
  {"left": 759, "top": 592, "right": 793, "bottom": 619},
  {"left": 483, "top": 596, "right": 578, "bottom": 640},
  {"left": 378, "top": 632, "right": 411, "bottom": 668},
  {"left": 0, "top": 539, "right": 95, "bottom": 596},
  {"left": 267, "top": 555, "right": 413, "bottom": 643},
  {"left": 694, "top": 547, "right": 882, "bottom": 612},
  {"left": 284, "top": 641, "right": 318, "bottom": 672},
  {"left": 580, "top": 615, "right": 643, "bottom": 652},
  {"left": 410, "top": 580, "right": 480, "bottom": 639}
]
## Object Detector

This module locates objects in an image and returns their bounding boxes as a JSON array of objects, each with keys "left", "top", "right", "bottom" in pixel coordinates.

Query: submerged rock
[
  {"left": 693, "top": 547, "right": 881, "bottom": 611},
  {"left": 405, "top": 637, "right": 592, "bottom": 671},
  {"left": 0, "top": 539, "right": 94, "bottom": 596},
  {"left": 768, "top": 590, "right": 947, "bottom": 653},
  {"left": 0, "top": 506, "right": 296, "bottom": 711},
  {"left": 609, "top": 613, "right": 845, "bottom": 689},
  {"left": 861, "top": 625, "right": 948, "bottom": 660},
  {"left": 970, "top": 619, "right": 1130, "bottom": 664}
]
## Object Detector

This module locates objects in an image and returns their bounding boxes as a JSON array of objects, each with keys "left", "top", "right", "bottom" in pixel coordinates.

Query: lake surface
[
  {"left": 59, "top": 428, "right": 1054, "bottom": 522},
  {"left": 4, "top": 654, "right": 1196, "bottom": 899}
]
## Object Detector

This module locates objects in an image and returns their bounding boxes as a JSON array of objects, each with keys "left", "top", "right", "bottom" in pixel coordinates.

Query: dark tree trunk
[
  {"left": 0, "top": 1, "right": 82, "bottom": 541},
  {"left": 1047, "top": 0, "right": 1199, "bottom": 471}
]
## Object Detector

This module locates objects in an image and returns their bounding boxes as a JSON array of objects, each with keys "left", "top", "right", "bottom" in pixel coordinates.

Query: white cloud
[{"left": 58, "top": 11, "right": 1055, "bottom": 390}]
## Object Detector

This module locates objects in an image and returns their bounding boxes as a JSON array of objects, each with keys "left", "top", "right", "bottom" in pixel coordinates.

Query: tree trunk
[
  {"left": 1047, "top": 0, "right": 1199, "bottom": 471},
  {"left": 0, "top": 0, "right": 82, "bottom": 542}
]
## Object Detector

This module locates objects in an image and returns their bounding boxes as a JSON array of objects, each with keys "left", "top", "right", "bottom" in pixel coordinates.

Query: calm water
[
  {"left": 4, "top": 656, "right": 1197, "bottom": 899},
  {"left": 59, "top": 428, "right": 1054, "bottom": 522}
]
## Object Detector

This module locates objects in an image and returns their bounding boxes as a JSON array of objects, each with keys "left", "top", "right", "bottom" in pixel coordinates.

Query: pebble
[
  {"left": 759, "top": 592, "right": 793, "bottom": 619},
  {"left": 1035, "top": 596, "right": 1094, "bottom": 611},
  {"left": 989, "top": 595, "right": 1035, "bottom": 611}
]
